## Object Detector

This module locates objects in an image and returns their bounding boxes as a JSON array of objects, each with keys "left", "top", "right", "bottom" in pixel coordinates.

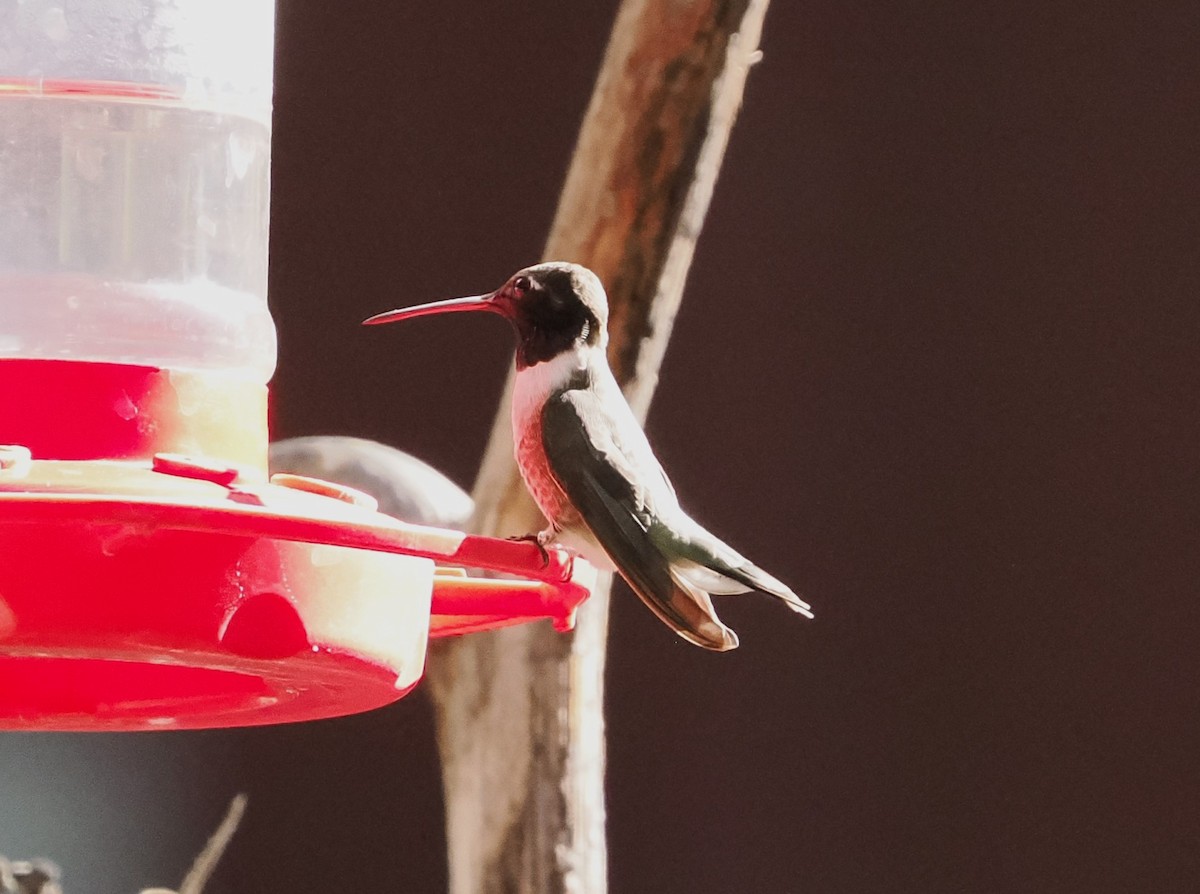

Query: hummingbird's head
[
  {"left": 495, "top": 263, "right": 608, "bottom": 368},
  {"left": 365, "top": 261, "right": 608, "bottom": 370}
]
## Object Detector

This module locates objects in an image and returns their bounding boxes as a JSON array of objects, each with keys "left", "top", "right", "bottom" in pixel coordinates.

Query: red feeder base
[
  {"left": 0, "top": 359, "right": 594, "bottom": 731},
  {"left": 0, "top": 455, "right": 594, "bottom": 731}
]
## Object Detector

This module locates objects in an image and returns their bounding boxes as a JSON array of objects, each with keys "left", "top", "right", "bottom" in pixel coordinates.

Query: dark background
[{"left": 3, "top": 1, "right": 1197, "bottom": 892}]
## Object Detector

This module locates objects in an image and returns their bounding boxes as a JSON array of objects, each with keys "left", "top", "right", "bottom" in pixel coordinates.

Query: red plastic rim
[{"left": 0, "top": 458, "right": 594, "bottom": 730}]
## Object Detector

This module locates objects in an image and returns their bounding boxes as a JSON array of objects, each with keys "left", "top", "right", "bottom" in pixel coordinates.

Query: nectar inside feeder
[{"left": 0, "top": 1, "right": 593, "bottom": 732}]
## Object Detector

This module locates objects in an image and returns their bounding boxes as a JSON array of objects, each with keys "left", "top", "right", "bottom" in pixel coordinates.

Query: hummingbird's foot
[{"left": 506, "top": 531, "right": 552, "bottom": 567}]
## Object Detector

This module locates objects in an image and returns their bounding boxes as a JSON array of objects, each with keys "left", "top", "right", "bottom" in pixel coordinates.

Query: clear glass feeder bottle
[{"left": 0, "top": 0, "right": 277, "bottom": 383}]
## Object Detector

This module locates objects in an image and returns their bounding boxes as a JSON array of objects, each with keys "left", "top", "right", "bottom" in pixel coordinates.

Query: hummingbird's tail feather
[
  {"left": 722, "top": 560, "right": 815, "bottom": 619},
  {"left": 666, "top": 519, "right": 815, "bottom": 619},
  {"left": 560, "top": 516, "right": 741, "bottom": 649},
  {"left": 634, "top": 569, "right": 739, "bottom": 651},
  {"left": 545, "top": 452, "right": 741, "bottom": 648},
  {"left": 578, "top": 504, "right": 740, "bottom": 650}
]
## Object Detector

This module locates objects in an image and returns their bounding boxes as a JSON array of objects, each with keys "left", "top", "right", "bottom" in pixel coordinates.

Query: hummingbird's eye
[{"left": 512, "top": 275, "right": 532, "bottom": 296}]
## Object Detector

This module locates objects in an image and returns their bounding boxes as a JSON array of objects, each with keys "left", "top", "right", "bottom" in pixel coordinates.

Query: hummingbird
[{"left": 365, "top": 262, "right": 812, "bottom": 650}]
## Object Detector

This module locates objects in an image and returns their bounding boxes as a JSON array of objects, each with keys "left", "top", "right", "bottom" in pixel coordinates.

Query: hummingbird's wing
[{"left": 540, "top": 389, "right": 740, "bottom": 651}]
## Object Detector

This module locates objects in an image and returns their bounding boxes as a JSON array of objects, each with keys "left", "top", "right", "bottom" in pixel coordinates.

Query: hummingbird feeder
[{"left": 0, "top": 1, "right": 592, "bottom": 732}]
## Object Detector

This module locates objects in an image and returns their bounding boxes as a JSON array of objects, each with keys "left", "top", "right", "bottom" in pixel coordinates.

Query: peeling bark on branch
[{"left": 425, "top": 1, "right": 770, "bottom": 891}]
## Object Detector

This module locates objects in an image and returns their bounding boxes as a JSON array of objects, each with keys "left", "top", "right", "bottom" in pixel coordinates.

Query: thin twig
[{"left": 176, "top": 794, "right": 247, "bottom": 894}]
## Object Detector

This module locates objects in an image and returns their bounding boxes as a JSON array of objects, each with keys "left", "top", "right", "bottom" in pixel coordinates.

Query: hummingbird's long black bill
[{"left": 363, "top": 294, "right": 498, "bottom": 325}]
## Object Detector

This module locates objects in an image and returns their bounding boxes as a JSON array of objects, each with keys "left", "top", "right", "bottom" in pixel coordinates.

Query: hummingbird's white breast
[
  {"left": 511, "top": 346, "right": 590, "bottom": 522},
  {"left": 511, "top": 345, "right": 590, "bottom": 441},
  {"left": 510, "top": 345, "right": 613, "bottom": 566}
]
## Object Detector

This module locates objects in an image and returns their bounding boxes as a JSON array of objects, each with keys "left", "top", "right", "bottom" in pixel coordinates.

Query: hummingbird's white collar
[{"left": 511, "top": 343, "right": 598, "bottom": 434}]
